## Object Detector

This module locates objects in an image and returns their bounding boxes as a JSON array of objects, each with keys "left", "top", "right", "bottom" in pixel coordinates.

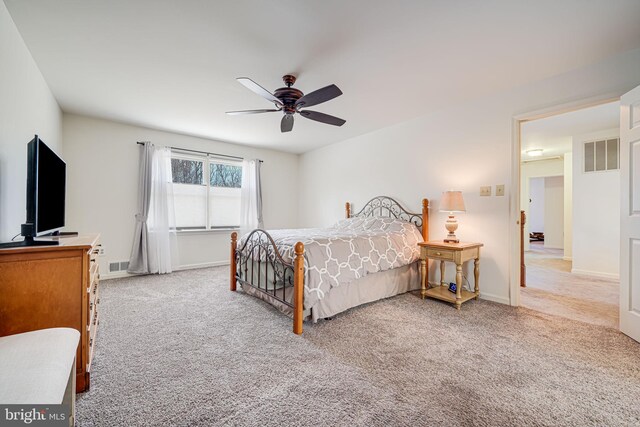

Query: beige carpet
[
  {"left": 76, "top": 266, "right": 640, "bottom": 426},
  {"left": 521, "top": 243, "right": 619, "bottom": 329}
]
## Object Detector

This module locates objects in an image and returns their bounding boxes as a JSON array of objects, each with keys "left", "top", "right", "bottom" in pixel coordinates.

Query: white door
[{"left": 620, "top": 84, "right": 640, "bottom": 343}]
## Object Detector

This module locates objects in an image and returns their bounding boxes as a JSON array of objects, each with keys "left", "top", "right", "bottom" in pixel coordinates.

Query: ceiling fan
[{"left": 226, "top": 75, "right": 346, "bottom": 133}]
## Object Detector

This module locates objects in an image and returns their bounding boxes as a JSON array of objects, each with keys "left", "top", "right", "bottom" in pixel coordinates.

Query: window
[
  {"left": 584, "top": 138, "right": 619, "bottom": 173},
  {"left": 171, "top": 152, "right": 242, "bottom": 230}
]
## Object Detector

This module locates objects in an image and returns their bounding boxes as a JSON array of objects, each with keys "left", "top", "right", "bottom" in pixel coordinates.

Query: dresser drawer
[{"left": 425, "top": 248, "right": 455, "bottom": 261}]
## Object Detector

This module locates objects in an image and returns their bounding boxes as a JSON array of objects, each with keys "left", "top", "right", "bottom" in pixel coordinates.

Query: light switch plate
[
  {"left": 496, "top": 184, "right": 505, "bottom": 196},
  {"left": 480, "top": 186, "right": 492, "bottom": 196}
]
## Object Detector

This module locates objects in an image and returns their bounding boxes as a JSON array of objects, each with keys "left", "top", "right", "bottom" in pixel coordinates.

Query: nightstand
[{"left": 418, "top": 241, "right": 483, "bottom": 310}]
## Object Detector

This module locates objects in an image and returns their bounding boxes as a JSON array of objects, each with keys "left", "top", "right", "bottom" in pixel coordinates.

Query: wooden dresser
[{"left": 0, "top": 234, "right": 101, "bottom": 392}]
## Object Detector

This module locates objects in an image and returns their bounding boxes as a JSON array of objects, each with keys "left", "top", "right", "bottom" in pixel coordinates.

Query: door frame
[{"left": 509, "top": 92, "right": 622, "bottom": 306}]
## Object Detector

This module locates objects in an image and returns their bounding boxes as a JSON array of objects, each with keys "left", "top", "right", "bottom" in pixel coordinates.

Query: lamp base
[{"left": 444, "top": 215, "right": 459, "bottom": 244}]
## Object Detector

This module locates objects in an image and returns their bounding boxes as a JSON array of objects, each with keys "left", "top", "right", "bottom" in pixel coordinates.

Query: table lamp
[{"left": 440, "top": 191, "right": 466, "bottom": 243}]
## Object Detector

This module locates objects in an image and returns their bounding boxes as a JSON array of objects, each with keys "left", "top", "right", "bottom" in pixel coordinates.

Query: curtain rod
[{"left": 136, "top": 141, "right": 263, "bottom": 163}]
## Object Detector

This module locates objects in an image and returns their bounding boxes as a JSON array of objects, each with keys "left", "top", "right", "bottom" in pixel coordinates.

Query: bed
[{"left": 229, "top": 196, "right": 429, "bottom": 334}]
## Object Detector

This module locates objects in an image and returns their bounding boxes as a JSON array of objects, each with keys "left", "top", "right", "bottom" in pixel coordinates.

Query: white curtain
[
  {"left": 240, "top": 159, "right": 263, "bottom": 235},
  {"left": 129, "top": 143, "right": 177, "bottom": 274},
  {"left": 147, "top": 146, "right": 177, "bottom": 274}
]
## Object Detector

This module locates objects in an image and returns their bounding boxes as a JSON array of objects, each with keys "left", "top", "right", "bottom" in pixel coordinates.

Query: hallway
[{"left": 521, "top": 242, "right": 619, "bottom": 329}]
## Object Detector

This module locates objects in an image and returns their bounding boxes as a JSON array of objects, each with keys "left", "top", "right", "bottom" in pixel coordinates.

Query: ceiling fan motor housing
[
  {"left": 274, "top": 75, "right": 303, "bottom": 108},
  {"left": 274, "top": 88, "right": 303, "bottom": 108}
]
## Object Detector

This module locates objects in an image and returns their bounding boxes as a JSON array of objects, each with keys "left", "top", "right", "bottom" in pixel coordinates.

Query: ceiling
[
  {"left": 521, "top": 101, "right": 620, "bottom": 159},
  {"left": 6, "top": 1, "right": 640, "bottom": 154}
]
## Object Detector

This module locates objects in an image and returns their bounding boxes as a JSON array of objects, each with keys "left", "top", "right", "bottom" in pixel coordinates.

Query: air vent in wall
[
  {"left": 584, "top": 138, "right": 619, "bottom": 172},
  {"left": 109, "top": 261, "right": 129, "bottom": 273}
]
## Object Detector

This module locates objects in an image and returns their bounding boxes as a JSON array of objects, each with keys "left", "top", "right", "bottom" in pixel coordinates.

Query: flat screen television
[
  {"left": 29, "top": 135, "right": 66, "bottom": 235},
  {"left": 0, "top": 135, "right": 66, "bottom": 248}
]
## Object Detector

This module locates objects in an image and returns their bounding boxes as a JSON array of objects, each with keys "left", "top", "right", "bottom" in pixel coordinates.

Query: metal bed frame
[{"left": 230, "top": 196, "right": 429, "bottom": 334}]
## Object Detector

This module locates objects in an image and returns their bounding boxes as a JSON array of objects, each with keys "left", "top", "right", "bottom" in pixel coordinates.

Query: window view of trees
[
  {"left": 170, "top": 154, "right": 243, "bottom": 229},
  {"left": 210, "top": 163, "right": 242, "bottom": 188},
  {"left": 171, "top": 159, "right": 203, "bottom": 185}
]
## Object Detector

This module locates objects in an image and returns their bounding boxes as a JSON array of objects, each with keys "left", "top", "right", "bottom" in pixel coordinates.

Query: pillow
[
  {"left": 334, "top": 217, "right": 366, "bottom": 230},
  {"left": 368, "top": 217, "right": 413, "bottom": 232},
  {"left": 334, "top": 216, "right": 411, "bottom": 232}
]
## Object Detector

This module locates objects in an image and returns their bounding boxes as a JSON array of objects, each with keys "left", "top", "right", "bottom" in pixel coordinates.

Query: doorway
[{"left": 517, "top": 101, "right": 621, "bottom": 328}]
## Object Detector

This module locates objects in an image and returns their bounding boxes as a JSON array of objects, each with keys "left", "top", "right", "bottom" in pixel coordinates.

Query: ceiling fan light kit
[{"left": 226, "top": 74, "right": 346, "bottom": 133}]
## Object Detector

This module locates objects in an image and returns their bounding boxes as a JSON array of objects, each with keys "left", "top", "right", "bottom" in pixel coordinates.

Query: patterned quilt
[{"left": 239, "top": 217, "right": 423, "bottom": 309}]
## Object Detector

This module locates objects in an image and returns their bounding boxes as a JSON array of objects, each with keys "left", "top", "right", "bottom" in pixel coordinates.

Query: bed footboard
[{"left": 230, "top": 231, "right": 305, "bottom": 335}]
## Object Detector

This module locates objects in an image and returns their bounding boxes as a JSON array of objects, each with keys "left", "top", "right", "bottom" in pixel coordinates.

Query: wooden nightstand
[{"left": 418, "top": 241, "right": 483, "bottom": 310}]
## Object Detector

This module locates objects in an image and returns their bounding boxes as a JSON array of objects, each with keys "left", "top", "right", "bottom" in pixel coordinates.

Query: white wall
[
  {"left": 563, "top": 153, "right": 573, "bottom": 260},
  {"left": 572, "top": 128, "right": 620, "bottom": 279},
  {"left": 62, "top": 114, "right": 299, "bottom": 277},
  {"left": 520, "top": 158, "right": 564, "bottom": 251},
  {"left": 543, "top": 176, "right": 564, "bottom": 249},
  {"left": 0, "top": 2, "right": 62, "bottom": 242},
  {"left": 298, "top": 48, "right": 640, "bottom": 305},
  {"left": 528, "top": 177, "right": 545, "bottom": 233}
]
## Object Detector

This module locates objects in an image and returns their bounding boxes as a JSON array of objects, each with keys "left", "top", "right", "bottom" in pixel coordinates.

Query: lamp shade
[{"left": 440, "top": 191, "right": 466, "bottom": 213}]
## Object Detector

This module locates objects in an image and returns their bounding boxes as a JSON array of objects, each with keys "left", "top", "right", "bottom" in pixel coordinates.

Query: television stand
[
  {"left": 0, "top": 236, "right": 59, "bottom": 249},
  {"left": 0, "top": 234, "right": 101, "bottom": 392}
]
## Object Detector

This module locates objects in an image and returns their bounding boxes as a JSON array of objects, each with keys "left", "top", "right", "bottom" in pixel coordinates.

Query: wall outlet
[
  {"left": 496, "top": 184, "right": 505, "bottom": 196},
  {"left": 480, "top": 186, "right": 492, "bottom": 196}
]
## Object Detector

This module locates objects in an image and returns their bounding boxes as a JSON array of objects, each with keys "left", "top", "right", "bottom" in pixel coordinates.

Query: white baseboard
[
  {"left": 101, "top": 261, "right": 230, "bottom": 280},
  {"left": 177, "top": 261, "right": 229, "bottom": 271},
  {"left": 571, "top": 268, "right": 619, "bottom": 280},
  {"left": 100, "top": 271, "right": 133, "bottom": 280},
  {"left": 478, "top": 292, "right": 510, "bottom": 305}
]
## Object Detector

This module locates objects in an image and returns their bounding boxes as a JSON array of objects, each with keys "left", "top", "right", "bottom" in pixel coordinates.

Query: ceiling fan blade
[
  {"left": 237, "top": 77, "right": 283, "bottom": 106},
  {"left": 226, "top": 109, "right": 279, "bottom": 115},
  {"left": 299, "top": 110, "right": 346, "bottom": 127},
  {"left": 295, "top": 84, "right": 342, "bottom": 108},
  {"left": 281, "top": 114, "right": 294, "bottom": 133}
]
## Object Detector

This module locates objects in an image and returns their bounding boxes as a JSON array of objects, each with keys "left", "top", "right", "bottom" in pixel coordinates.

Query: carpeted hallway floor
[
  {"left": 77, "top": 266, "right": 640, "bottom": 426},
  {"left": 521, "top": 243, "right": 619, "bottom": 329}
]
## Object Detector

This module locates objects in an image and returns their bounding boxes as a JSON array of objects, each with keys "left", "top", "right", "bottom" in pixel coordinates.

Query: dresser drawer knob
[{"left": 436, "top": 252, "right": 441, "bottom": 256}]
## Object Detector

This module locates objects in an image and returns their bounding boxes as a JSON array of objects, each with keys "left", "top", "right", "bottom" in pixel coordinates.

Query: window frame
[{"left": 170, "top": 150, "right": 242, "bottom": 232}]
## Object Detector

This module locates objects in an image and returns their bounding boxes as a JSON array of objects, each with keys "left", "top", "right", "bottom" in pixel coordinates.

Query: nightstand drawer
[{"left": 425, "top": 248, "right": 454, "bottom": 260}]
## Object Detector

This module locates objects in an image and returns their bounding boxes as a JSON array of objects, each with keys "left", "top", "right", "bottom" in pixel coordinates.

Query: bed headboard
[{"left": 345, "top": 196, "right": 429, "bottom": 242}]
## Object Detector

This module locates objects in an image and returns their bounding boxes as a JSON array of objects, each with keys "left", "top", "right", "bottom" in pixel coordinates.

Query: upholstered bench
[{"left": 0, "top": 328, "right": 80, "bottom": 426}]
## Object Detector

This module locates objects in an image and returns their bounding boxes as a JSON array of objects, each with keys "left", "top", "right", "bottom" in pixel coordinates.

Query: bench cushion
[{"left": 0, "top": 328, "right": 80, "bottom": 404}]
